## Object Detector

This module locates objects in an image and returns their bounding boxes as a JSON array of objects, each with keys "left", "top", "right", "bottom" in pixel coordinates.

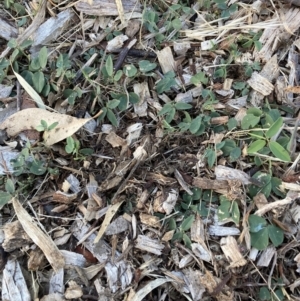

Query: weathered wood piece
[
  {"left": 0, "top": 18, "right": 17, "bottom": 41},
  {"left": 75, "top": 0, "right": 141, "bottom": 16},
  {"left": 31, "top": 9, "right": 75, "bottom": 51},
  {"left": 220, "top": 236, "right": 247, "bottom": 268}
]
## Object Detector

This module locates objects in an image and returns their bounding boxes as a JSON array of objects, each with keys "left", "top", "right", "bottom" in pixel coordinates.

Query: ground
[{"left": 0, "top": 0, "right": 300, "bottom": 300}]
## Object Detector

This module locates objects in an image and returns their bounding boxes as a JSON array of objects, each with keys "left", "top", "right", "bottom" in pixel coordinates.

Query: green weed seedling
[
  {"left": 259, "top": 283, "right": 285, "bottom": 301},
  {"left": 217, "top": 196, "right": 240, "bottom": 225},
  {"left": 168, "top": 188, "right": 214, "bottom": 249},
  {"left": 248, "top": 214, "right": 284, "bottom": 250},
  {"left": 240, "top": 108, "right": 291, "bottom": 163},
  {"left": 0, "top": 178, "right": 15, "bottom": 206},
  {"left": 36, "top": 120, "right": 58, "bottom": 132}
]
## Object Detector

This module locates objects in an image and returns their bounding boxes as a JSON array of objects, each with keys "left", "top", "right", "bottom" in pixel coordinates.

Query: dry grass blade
[
  {"left": 93, "top": 200, "right": 125, "bottom": 243},
  {"left": 12, "top": 198, "right": 65, "bottom": 272},
  {"left": 130, "top": 278, "right": 173, "bottom": 301}
]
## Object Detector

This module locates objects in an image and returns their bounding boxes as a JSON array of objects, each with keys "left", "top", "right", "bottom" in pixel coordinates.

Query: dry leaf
[{"left": 0, "top": 108, "right": 101, "bottom": 146}]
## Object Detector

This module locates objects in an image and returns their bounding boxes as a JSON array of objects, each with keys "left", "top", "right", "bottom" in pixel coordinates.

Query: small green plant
[
  {"left": 248, "top": 214, "right": 284, "bottom": 250},
  {"left": 243, "top": 61, "right": 261, "bottom": 77},
  {"left": 65, "top": 136, "right": 93, "bottom": 159},
  {"left": 213, "top": 0, "right": 238, "bottom": 19},
  {"left": 0, "top": 178, "right": 15, "bottom": 206},
  {"left": 36, "top": 120, "right": 58, "bottom": 132},
  {"left": 217, "top": 196, "right": 240, "bottom": 225},
  {"left": 65, "top": 136, "right": 80, "bottom": 155},
  {"left": 11, "top": 141, "right": 48, "bottom": 176},
  {"left": 243, "top": 108, "right": 291, "bottom": 162},
  {"left": 156, "top": 71, "right": 177, "bottom": 94},
  {"left": 190, "top": 71, "right": 208, "bottom": 86},
  {"left": 259, "top": 284, "right": 285, "bottom": 301},
  {"left": 239, "top": 31, "right": 263, "bottom": 51},
  {"left": 169, "top": 188, "right": 216, "bottom": 248},
  {"left": 159, "top": 101, "right": 192, "bottom": 123}
]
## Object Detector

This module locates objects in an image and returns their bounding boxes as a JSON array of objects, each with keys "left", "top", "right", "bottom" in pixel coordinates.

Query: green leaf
[
  {"left": 241, "top": 114, "right": 260, "bottom": 130},
  {"left": 0, "top": 191, "right": 12, "bottom": 206},
  {"left": 172, "top": 18, "right": 182, "bottom": 30},
  {"left": 174, "top": 102, "right": 192, "bottom": 110},
  {"left": 205, "top": 149, "right": 216, "bottom": 168},
  {"left": 182, "top": 233, "right": 192, "bottom": 249},
  {"left": 79, "top": 148, "right": 93, "bottom": 156},
  {"left": 227, "top": 118, "right": 237, "bottom": 130},
  {"left": 38, "top": 46, "right": 48, "bottom": 69},
  {"left": 63, "top": 89, "right": 77, "bottom": 105},
  {"left": 251, "top": 227, "right": 269, "bottom": 250},
  {"left": 265, "top": 117, "right": 283, "bottom": 138},
  {"left": 189, "top": 116, "right": 202, "bottom": 134},
  {"left": 158, "top": 103, "right": 173, "bottom": 115},
  {"left": 221, "top": 139, "right": 236, "bottom": 156},
  {"left": 123, "top": 64, "right": 137, "bottom": 77},
  {"left": 248, "top": 215, "right": 267, "bottom": 233},
  {"left": 10, "top": 49, "right": 20, "bottom": 62},
  {"left": 106, "top": 55, "right": 113, "bottom": 77},
  {"left": 271, "top": 177, "right": 285, "bottom": 198},
  {"left": 191, "top": 71, "right": 208, "bottom": 85},
  {"left": 30, "top": 57, "right": 41, "bottom": 71},
  {"left": 128, "top": 92, "right": 140, "bottom": 104},
  {"left": 229, "top": 147, "right": 241, "bottom": 161},
  {"left": 165, "top": 107, "right": 176, "bottom": 123},
  {"left": 168, "top": 218, "right": 176, "bottom": 230},
  {"left": 14, "top": 3, "right": 26, "bottom": 15},
  {"left": 156, "top": 74, "right": 177, "bottom": 94},
  {"left": 29, "top": 161, "right": 47, "bottom": 175},
  {"left": 259, "top": 287, "right": 271, "bottom": 301},
  {"left": 139, "top": 60, "right": 157, "bottom": 73},
  {"left": 107, "top": 99, "right": 120, "bottom": 109},
  {"left": 114, "top": 70, "right": 123, "bottom": 81},
  {"left": 32, "top": 71, "right": 45, "bottom": 93},
  {"left": 248, "top": 139, "right": 266, "bottom": 154},
  {"left": 268, "top": 225, "right": 284, "bottom": 247},
  {"left": 48, "top": 122, "right": 58, "bottom": 131},
  {"left": 5, "top": 179, "right": 15, "bottom": 194},
  {"left": 20, "top": 39, "right": 33, "bottom": 50},
  {"left": 249, "top": 172, "right": 272, "bottom": 198},
  {"left": 191, "top": 188, "right": 202, "bottom": 200},
  {"left": 269, "top": 141, "right": 291, "bottom": 162},
  {"left": 181, "top": 215, "right": 195, "bottom": 231},
  {"left": 218, "top": 199, "right": 231, "bottom": 221},
  {"left": 107, "top": 108, "right": 118, "bottom": 127},
  {"left": 232, "top": 201, "right": 240, "bottom": 225},
  {"left": 172, "top": 231, "right": 183, "bottom": 241},
  {"left": 8, "top": 39, "right": 17, "bottom": 49}
]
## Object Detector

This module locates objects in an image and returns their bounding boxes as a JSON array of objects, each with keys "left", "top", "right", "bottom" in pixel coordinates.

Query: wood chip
[
  {"left": 220, "top": 236, "right": 247, "bottom": 268},
  {"left": 135, "top": 235, "right": 164, "bottom": 255},
  {"left": 247, "top": 72, "right": 274, "bottom": 96},
  {"left": 75, "top": 0, "right": 142, "bottom": 16}
]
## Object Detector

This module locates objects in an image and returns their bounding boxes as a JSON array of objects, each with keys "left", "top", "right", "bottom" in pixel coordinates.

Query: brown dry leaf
[
  {"left": 12, "top": 198, "right": 65, "bottom": 272},
  {"left": 0, "top": 108, "right": 101, "bottom": 146}
]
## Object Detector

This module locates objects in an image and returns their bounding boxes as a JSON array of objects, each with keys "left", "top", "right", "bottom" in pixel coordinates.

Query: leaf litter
[{"left": 0, "top": 0, "right": 300, "bottom": 300}]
